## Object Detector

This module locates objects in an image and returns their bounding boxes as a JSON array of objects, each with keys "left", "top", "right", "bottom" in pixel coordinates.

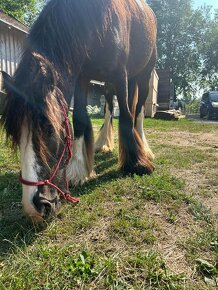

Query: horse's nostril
[
  {"left": 32, "top": 194, "right": 53, "bottom": 218},
  {"left": 32, "top": 187, "right": 61, "bottom": 219},
  {"left": 43, "top": 202, "right": 52, "bottom": 219}
]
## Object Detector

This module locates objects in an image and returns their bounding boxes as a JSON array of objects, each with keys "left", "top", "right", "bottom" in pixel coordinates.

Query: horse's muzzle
[{"left": 32, "top": 186, "right": 61, "bottom": 220}]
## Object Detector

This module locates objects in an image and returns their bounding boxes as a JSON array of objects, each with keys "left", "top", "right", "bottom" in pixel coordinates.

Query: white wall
[{"left": 0, "top": 22, "right": 26, "bottom": 76}]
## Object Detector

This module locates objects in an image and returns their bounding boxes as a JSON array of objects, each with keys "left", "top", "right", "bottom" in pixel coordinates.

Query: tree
[
  {"left": 147, "top": 0, "right": 217, "bottom": 101},
  {"left": 0, "top": 0, "right": 44, "bottom": 27},
  {"left": 198, "top": 8, "right": 218, "bottom": 90}
]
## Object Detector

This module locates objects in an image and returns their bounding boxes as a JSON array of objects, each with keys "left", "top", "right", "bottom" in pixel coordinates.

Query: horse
[{"left": 1, "top": 0, "right": 157, "bottom": 222}]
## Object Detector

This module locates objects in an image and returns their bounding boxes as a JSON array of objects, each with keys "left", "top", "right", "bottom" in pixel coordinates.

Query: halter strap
[{"left": 19, "top": 101, "right": 79, "bottom": 204}]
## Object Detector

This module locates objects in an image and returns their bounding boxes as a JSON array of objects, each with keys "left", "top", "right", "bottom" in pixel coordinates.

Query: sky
[{"left": 193, "top": 0, "right": 218, "bottom": 9}]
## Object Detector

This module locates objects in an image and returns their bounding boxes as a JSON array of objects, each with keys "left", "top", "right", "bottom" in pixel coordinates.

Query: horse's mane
[
  {"left": 28, "top": 0, "right": 111, "bottom": 70},
  {"left": 1, "top": 51, "right": 66, "bottom": 166}
]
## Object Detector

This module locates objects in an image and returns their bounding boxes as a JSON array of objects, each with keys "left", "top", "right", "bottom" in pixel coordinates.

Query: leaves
[
  {"left": 147, "top": 0, "right": 218, "bottom": 101},
  {"left": 67, "top": 251, "right": 97, "bottom": 281},
  {"left": 196, "top": 258, "right": 218, "bottom": 276},
  {"left": 0, "top": 0, "right": 44, "bottom": 26},
  {"left": 196, "top": 258, "right": 218, "bottom": 287}
]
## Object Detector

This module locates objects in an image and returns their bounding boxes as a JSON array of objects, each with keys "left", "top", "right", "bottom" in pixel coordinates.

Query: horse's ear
[{"left": 0, "top": 71, "right": 14, "bottom": 93}]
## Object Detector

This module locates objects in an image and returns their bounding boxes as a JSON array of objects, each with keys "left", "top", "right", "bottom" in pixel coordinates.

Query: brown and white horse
[{"left": 1, "top": 0, "right": 157, "bottom": 221}]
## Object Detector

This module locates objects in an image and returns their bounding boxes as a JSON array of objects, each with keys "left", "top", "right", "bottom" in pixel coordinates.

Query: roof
[{"left": 0, "top": 10, "right": 29, "bottom": 33}]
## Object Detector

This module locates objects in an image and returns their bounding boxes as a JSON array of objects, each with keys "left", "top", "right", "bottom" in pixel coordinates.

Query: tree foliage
[
  {"left": 199, "top": 8, "right": 218, "bottom": 89},
  {"left": 147, "top": 0, "right": 218, "bottom": 101},
  {"left": 0, "top": 0, "right": 44, "bottom": 27}
]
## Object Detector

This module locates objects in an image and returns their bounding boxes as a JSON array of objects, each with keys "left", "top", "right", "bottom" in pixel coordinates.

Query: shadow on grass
[
  {"left": 0, "top": 151, "right": 123, "bottom": 259},
  {"left": 94, "top": 151, "right": 118, "bottom": 173},
  {"left": 0, "top": 215, "right": 41, "bottom": 260},
  {"left": 71, "top": 168, "right": 124, "bottom": 197},
  {"left": 0, "top": 172, "right": 42, "bottom": 260},
  {"left": 0, "top": 171, "right": 20, "bottom": 191},
  {"left": 70, "top": 151, "right": 123, "bottom": 197},
  {"left": 0, "top": 172, "right": 21, "bottom": 214}
]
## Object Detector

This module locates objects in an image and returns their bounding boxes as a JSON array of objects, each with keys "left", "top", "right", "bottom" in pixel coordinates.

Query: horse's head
[{"left": 1, "top": 54, "right": 78, "bottom": 222}]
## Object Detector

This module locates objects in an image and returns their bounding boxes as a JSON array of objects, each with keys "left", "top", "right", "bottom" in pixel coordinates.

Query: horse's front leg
[
  {"left": 116, "top": 70, "right": 154, "bottom": 175},
  {"left": 67, "top": 77, "right": 94, "bottom": 186}
]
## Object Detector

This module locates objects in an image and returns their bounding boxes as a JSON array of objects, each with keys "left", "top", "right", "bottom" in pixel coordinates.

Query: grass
[{"left": 0, "top": 117, "right": 218, "bottom": 289}]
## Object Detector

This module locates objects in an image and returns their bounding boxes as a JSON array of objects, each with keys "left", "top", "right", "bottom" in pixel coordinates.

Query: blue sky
[{"left": 193, "top": 0, "right": 218, "bottom": 9}]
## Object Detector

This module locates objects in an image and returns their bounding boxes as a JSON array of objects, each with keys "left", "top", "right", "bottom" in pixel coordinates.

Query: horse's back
[
  {"left": 81, "top": 0, "right": 157, "bottom": 79},
  {"left": 30, "top": 0, "right": 156, "bottom": 80}
]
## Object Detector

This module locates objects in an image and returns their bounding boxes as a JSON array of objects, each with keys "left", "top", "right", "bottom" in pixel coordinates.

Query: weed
[
  {"left": 166, "top": 209, "right": 178, "bottom": 224},
  {"left": 188, "top": 201, "right": 214, "bottom": 224}
]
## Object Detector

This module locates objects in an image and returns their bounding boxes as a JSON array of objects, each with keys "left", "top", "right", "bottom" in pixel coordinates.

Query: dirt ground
[
  {"left": 160, "top": 129, "right": 218, "bottom": 211},
  {"left": 149, "top": 126, "right": 218, "bottom": 282}
]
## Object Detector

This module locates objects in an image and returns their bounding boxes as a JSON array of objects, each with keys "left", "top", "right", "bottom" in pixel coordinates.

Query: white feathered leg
[
  {"left": 135, "top": 106, "right": 155, "bottom": 161},
  {"left": 94, "top": 103, "right": 114, "bottom": 152},
  {"left": 67, "top": 136, "right": 92, "bottom": 186}
]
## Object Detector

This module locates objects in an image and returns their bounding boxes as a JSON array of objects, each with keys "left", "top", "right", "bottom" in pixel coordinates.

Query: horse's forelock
[
  {"left": 32, "top": 86, "right": 66, "bottom": 169},
  {"left": 1, "top": 51, "right": 66, "bottom": 168}
]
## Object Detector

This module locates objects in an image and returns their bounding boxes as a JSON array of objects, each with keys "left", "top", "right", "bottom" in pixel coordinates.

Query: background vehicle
[{"left": 200, "top": 91, "right": 218, "bottom": 119}]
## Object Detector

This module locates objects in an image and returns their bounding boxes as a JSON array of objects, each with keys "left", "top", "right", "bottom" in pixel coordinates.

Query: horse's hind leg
[
  {"left": 94, "top": 85, "right": 115, "bottom": 153},
  {"left": 116, "top": 71, "right": 154, "bottom": 175},
  {"left": 135, "top": 48, "right": 157, "bottom": 161},
  {"left": 135, "top": 74, "right": 155, "bottom": 161},
  {"left": 67, "top": 77, "right": 94, "bottom": 185}
]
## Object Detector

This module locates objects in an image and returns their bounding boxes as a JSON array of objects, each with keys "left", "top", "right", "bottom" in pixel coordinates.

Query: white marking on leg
[
  {"left": 136, "top": 106, "right": 155, "bottom": 160},
  {"left": 67, "top": 136, "right": 90, "bottom": 186},
  {"left": 94, "top": 103, "right": 114, "bottom": 152},
  {"left": 20, "top": 122, "right": 42, "bottom": 220}
]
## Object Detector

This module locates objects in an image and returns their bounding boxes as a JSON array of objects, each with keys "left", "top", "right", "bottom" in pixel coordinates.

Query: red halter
[{"left": 19, "top": 102, "right": 80, "bottom": 204}]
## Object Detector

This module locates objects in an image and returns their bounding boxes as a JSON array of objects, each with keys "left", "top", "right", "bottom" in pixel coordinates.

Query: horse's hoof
[
  {"left": 95, "top": 144, "right": 113, "bottom": 153},
  {"left": 122, "top": 162, "right": 155, "bottom": 176},
  {"left": 90, "top": 170, "right": 96, "bottom": 178},
  {"left": 146, "top": 151, "right": 155, "bottom": 161}
]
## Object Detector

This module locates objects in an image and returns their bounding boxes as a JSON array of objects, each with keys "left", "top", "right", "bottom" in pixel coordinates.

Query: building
[
  {"left": 144, "top": 69, "right": 159, "bottom": 117},
  {"left": 156, "top": 69, "right": 175, "bottom": 110},
  {"left": 0, "top": 10, "right": 28, "bottom": 76},
  {"left": 0, "top": 11, "right": 28, "bottom": 113},
  {"left": 87, "top": 71, "right": 159, "bottom": 118}
]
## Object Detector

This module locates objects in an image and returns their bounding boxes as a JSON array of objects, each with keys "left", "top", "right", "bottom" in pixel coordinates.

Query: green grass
[
  {"left": 143, "top": 117, "right": 218, "bottom": 133},
  {"left": 0, "top": 117, "right": 218, "bottom": 289}
]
